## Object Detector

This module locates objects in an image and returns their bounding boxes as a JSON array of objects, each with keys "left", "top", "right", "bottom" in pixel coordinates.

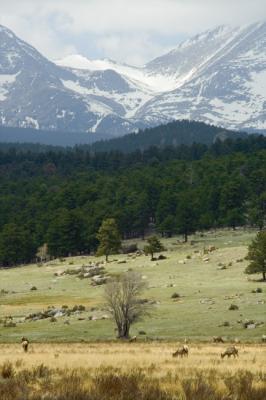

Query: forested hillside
[
  {"left": 85, "top": 120, "right": 248, "bottom": 153},
  {"left": 0, "top": 120, "right": 248, "bottom": 149},
  {"left": 0, "top": 135, "right": 265, "bottom": 266},
  {"left": 0, "top": 125, "right": 109, "bottom": 146}
]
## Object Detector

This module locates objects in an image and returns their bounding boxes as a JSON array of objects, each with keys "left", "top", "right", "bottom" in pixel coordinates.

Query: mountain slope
[
  {"left": 0, "top": 22, "right": 265, "bottom": 139},
  {"left": 84, "top": 120, "right": 248, "bottom": 153},
  {"left": 137, "top": 22, "right": 266, "bottom": 130},
  {"left": 0, "top": 25, "right": 146, "bottom": 136}
]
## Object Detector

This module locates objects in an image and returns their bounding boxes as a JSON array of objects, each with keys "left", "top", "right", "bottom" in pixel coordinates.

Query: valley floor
[
  {"left": 0, "top": 228, "right": 265, "bottom": 342},
  {"left": 0, "top": 342, "right": 265, "bottom": 400}
]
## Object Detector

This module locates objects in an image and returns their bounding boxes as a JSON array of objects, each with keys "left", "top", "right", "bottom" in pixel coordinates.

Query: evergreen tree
[
  {"left": 47, "top": 209, "right": 87, "bottom": 257},
  {"left": 245, "top": 231, "right": 266, "bottom": 281},
  {"left": 0, "top": 223, "right": 36, "bottom": 266},
  {"left": 176, "top": 192, "right": 198, "bottom": 242},
  {"left": 156, "top": 190, "right": 177, "bottom": 236},
  {"left": 220, "top": 177, "right": 247, "bottom": 228},
  {"left": 144, "top": 236, "right": 165, "bottom": 260},
  {"left": 158, "top": 215, "right": 176, "bottom": 237},
  {"left": 248, "top": 193, "right": 266, "bottom": 230},
  {"left": 96, "top": 218, "right": 121, "bottom": 261}
]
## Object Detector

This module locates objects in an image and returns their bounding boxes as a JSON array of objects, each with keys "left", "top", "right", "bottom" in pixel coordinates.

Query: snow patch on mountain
[
  {"left": 0, "top": 22, "right": 265, "bottom": 136},
  {"left": 0, "top": 72, "right": 19, "bottom": 100},
  {"left": 56, "top": 54, "right": 179, "bottom": 92},
  {"left": 247, "top": 70, "right": 266, "bottom": 98},
  {"left": 23, "top": 116, "right": 39, "bottom": 129}
]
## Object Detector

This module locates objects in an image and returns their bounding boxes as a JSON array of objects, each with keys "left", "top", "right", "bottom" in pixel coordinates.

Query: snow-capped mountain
[
  {"left": 0, "top": 22, "right": 265, "bottom": 137},
  {"left": 137, "top": 22, "right": 266, "bottom": 130},
  {"left": 0, "top": 25, "right": 146, "bottom": 135}
]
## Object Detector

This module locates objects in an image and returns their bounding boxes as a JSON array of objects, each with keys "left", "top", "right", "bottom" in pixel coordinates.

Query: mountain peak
[{"left": 0, "top": 22, "right": 265, "bottom": 138}]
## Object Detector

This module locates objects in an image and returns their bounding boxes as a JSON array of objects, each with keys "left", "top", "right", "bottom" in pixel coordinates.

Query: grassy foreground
[
  {"left": 0, "top": 342, "right": 265, "bottom": 400},
  {"left": 0, "top": 228, "right": 265, "bottom": 342}
]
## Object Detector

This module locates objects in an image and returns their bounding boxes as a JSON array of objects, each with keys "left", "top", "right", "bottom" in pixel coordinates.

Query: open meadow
[
  {"left": 0, "top": 228, "right": 265, "bottom": 342},
  {"left": 0, "top": 228, "right": 265, "bottom": 399},
  {"left": 0, "top": 342, "right": 265, "bottom": 399}
]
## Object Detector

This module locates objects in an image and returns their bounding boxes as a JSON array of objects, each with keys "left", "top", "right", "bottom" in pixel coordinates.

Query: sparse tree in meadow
[
  {"left": 144, "top": 235, "right": 165, "bottom": 260},
  {"left": 245, "top": 231, "right": 266, "bottom": 281},
  {"left": 105, "top": 271, "right": 148, "bottom": 339},
  {"left": 96, "top": 218, "right": 121, "bottom": 261}
]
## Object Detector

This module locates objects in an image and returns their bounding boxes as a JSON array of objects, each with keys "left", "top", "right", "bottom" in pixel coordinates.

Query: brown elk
[
  {"left": 221, "top": 346, "right": 238, "bottom": 359},
  {"left": 21, "top": 337, "right": 29, "bottom": 353},
  {"left": 173, "top": 345, "right": 189, "bottom": 358},
  {"left": 213, "top": 336, "right": 224, "bottom": 343}
]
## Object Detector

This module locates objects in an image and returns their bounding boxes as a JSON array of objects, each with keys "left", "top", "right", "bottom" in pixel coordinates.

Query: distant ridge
[
  {"left": 0, "top": 120, "right": 249, "bottom": 149},
  {"left": 0, "top": 126, "right": 110, "bottom": 146},
  {"left": 84, "top": 120, "right": 248, "bottom": 153}
]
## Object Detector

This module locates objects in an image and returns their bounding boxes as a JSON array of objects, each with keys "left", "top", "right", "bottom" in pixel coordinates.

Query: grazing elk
[
  {"left": 173, "top": 345, "right": 189, "bottom": 358},
  {"left": 21, "top": 337, "right": 29, "bottom": 353},
  {"left": 221, "top": 346, "right": 238, "bottom": 359},
  {"left": 213, "top": 336, "right": 224, "bottom": 343}
]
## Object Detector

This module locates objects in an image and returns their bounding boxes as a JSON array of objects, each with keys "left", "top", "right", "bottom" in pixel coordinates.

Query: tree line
[{"left": 0, "top": 135, "right": 265, "bottom": 266}]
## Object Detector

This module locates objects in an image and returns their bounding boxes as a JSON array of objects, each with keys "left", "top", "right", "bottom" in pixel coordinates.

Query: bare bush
[{"left": 104, "top": 271, "right": 149, "bottom": 339}]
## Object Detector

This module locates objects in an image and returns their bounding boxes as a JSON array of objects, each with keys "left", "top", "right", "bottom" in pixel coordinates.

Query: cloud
[
  {"left": 95, "top": 33, "right": 174, "bottom": 65},
  {"left": 0, "top": 0, "right": 265, "bottom": 64}
]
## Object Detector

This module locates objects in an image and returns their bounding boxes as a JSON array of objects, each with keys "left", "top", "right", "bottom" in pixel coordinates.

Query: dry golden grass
[
  {"left": 0, "top": 342, "right": 265, "bottom": 375},
  {"left": 0, "top": 343, "right": 265, "bottom": 400}
]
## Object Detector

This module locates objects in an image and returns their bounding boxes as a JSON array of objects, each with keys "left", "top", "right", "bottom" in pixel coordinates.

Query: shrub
[
  {"left": 229, "top": 304, "right": 239, "bottom": 310},
  {"left": 32, "top": 364, "right": 51, "bottom": 379},
  {"left": 252, "top": 288, "right": 263, "bottom": 293},
  {"left": 3, "top": 321, "right": 16, "bottom": 328},
  {"left": 181, "top": 372, "right": 222, "bottom": 400},
  {"left": 171, "top": 292, "right": 180, "bottom": 299},
  {"left": 1, "top": 361, "right": 15, "bottom": 379}
]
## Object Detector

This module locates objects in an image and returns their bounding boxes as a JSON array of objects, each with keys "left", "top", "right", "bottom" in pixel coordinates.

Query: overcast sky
[{"left": 0, "top": 0, "right": 265, "bottom": 65}]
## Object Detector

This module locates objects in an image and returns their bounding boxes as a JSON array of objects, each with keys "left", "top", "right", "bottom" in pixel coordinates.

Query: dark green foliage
[
  {"left": 0, "top": 133, "right": 266, "bottom": 266},
  {"left": 87, "top": 120, "right": 248, "bottom": 153},
  {"left": 96, "top": 219, "right": 121, "bottom": 261},
  {"left": 245, "top": 231, "right": 266, "bottom": 281},
  {"left": 47, "top": 209, "right": 87, "bottom": 257},
  {"left": 248, "top": 192, "right": 266, "bottom": 230},
  {"left": 144, "top": 236, "right": 165, "bottom": 260},
  {"left": 0, "top": 223, "right": 36, "bottom": 266},
  {"left": 176, "top": 192, "right": 198, "bottom": 242}
]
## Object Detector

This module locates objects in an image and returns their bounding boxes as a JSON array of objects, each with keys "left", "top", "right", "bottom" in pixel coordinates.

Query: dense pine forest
[
  {"left": 0, "top": 133, "right": 266, "bottom": 266},
  {"left": 86, "top": 120, "right": 248, "bottom": 153}
]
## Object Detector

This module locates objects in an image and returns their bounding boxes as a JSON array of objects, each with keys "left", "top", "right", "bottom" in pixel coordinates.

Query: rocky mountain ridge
[{"left": 0, "top": 22, "right": 265, "bottom": 138}]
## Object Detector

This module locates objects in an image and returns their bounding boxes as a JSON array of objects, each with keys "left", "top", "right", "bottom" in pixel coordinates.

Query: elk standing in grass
[
  {"left": 173, "top": 345, "right": 189, "bottom": 358},
  {"left": 21, "top": 337, "right": 29, "bottom": 353},
  {"left": 213, "top": 336, "right": 224, "bottom": 343},
  {"left": 221, "top": 346, "right": 238, "bottom": 359}
]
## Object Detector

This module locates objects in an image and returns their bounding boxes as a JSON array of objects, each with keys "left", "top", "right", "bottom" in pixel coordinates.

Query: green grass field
[{"left": 0, "top": 228, "right": 265, "bottom": 342}]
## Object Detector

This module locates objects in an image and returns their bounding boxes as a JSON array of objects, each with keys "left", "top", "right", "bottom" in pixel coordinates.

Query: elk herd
[{"left": 20, "top": 336, "right": 264, "bottom": 360}]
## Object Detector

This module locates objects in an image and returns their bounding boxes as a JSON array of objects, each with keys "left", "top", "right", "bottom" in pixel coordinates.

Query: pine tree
[
  {"left": 96, "top": 218, "right": 121, "bottom": 262},
  {"left": 0, "top": 223, "right": 36, "bottom": 266},
  {"left": 176, "top": 192, "right": 198, "bottom": 242},
  {"left": 144, "top": 236, "right": 165, "bottom": 260},
  {"left": 245, "top": 231, "right": 266, "bottom": 281}
]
